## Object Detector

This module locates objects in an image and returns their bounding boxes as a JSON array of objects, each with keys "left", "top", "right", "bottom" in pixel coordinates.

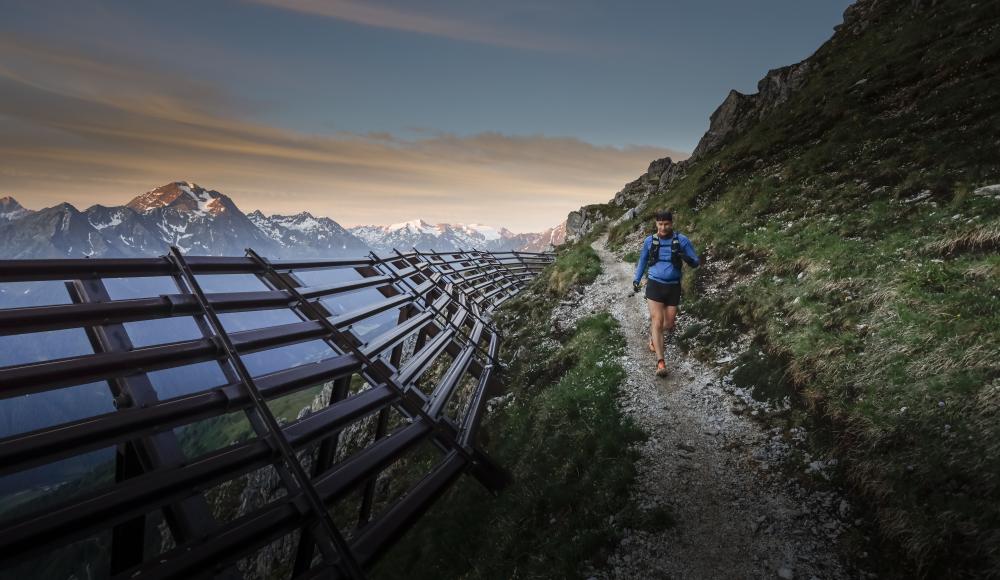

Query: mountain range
[
  {"left": 349, "top": 218, "right": 565, "bottom": 254},
  {"left": 0, "top": 182, "right": 565, "bottom": 259}
]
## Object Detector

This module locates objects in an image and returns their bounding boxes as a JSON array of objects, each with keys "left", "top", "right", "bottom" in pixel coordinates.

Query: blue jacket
[{"left": 633, "top": 233, "right": 700, "bottom": 284}]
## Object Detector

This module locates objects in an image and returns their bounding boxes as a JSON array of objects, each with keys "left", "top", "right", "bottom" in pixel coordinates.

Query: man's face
[{"left": 656, "top": 219, "right": 673, "bottom": 236}]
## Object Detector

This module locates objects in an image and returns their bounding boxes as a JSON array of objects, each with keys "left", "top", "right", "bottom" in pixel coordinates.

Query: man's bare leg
[
  {"left": 647, "top": 299, "right": 667, "bottom": 362},
  {"left": 664, "top": 305, "right": 678, "bottom": 348}
]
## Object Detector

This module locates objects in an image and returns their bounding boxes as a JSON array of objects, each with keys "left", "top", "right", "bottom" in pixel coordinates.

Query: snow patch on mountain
[
  {"left": 460, "top": 223, "right": 502, "bottom": 241},
  {"left": 388, "top": 218, "right": 439, "bottom": 236},
  {"left": 178, "top": 183, "right": 221, "bottom": 216},
  {"left": 88, "top": 211, "right": 124, "bottom": 230},
  {"left": 274, "top": 213, "right": 322, "bottom": 234}
]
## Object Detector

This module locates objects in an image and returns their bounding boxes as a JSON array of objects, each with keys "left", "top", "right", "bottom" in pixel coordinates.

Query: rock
[
  {"left": 610, "top": 157, "right": 687, "bottom": 209},
  {"left": 611, "top": 206, "right": 640, "bottom": 227},
  {"left": 677, "top": 442, "right": 696, "bottom": 453},
  {"left": 691, "top": 62, "right": 810, "bottom": 160},
  {"left": 973, "top": 184, "right": 1000, "bottom": 199},
  {"left": 778, "top": 566, "right": 795, "bottom": 579},
  {"left": 565, "top": 204, "right": 621, "bottom": 241}
]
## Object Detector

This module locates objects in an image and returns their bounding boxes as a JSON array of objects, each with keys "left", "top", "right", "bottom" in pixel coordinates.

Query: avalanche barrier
[{"left": 0, "top": 246, "right": 555, "bottom": 579}]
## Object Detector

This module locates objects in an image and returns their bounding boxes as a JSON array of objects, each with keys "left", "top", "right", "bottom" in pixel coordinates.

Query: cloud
[
  {"left": 244, "top": 0, "right": 582, "bottom": 52},
  {"left": 0, "top": 37, "right": 686, "bottom": 232}
]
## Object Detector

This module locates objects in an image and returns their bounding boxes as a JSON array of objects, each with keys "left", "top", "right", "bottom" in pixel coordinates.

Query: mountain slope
[
  {"left": 587, "top": 0, "right": 999, "bottom": 576},
  {"left": 0, "top": 202, "right": 122, "bottom": 259}
]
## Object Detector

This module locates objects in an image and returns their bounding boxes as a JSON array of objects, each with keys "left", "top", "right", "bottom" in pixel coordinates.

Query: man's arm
[
  {"left": 682, "top": 236, "right": 700, "bottom": 268},
  {"left": 634, "top": 237, "right": 650, "bottom": 283}
]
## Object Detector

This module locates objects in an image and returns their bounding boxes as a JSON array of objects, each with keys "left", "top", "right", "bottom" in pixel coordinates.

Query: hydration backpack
[{"left": 648, "top": 234, "right": 682, "bottom": 269}]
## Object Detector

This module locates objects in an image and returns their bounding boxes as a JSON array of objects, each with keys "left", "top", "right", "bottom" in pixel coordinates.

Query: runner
[{"left": 632, "top": 210, "right": 700, "bottom": 376}]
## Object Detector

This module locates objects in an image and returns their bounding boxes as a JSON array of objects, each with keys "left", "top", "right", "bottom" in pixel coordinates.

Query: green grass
[
  {"left": 372, "top": 257, "right": 655, "bottom": 579},
  {"left": 543, "top": 239, "right": 602, "bottom": 297},
  {"left": 606, "top": 1, "right": 1000, "bottom": 576}
]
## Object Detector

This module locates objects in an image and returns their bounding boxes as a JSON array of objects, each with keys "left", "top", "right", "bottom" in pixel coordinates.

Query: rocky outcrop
[
  {"left": 612, "top": 157, "right": 687, "bottom": 208},
  {"left": 567, "top": 0, "right": 908, "bottom": 235},
  {"left": 563, "top": 156, "right": 687, "bottom": 242},
  {"left": 834, "top": 0, "right": 929, "bottom": 37},
  {"left": 566, "top": 205, "right": 615, "bottom": 242},
  {"left": 690, "top": 0, "right": 913, "bottom": 161},
  {"left": 690, "top": 61, "right": 811, "bottom": 160}
]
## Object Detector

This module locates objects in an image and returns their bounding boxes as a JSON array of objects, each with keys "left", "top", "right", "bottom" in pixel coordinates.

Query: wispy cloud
[
  {"left": 0, "top": 37, "right": 685, "bottom": 232},
  {"left": 244, "top": 0, "right": 582, "bottom": 52}
]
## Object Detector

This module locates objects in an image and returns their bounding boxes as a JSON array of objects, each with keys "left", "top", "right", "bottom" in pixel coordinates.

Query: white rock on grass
[{"left": 973, "top": 184, "right": 1000, "bottom": 198}]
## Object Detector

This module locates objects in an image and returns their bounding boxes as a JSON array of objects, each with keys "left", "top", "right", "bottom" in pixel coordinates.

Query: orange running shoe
[{"left": 655, "top": 359, "right": 668, "bottom": 377}]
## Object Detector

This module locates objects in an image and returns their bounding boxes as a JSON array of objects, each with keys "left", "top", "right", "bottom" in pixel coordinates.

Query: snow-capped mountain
[
  {"left": 515, "top": 222, "right": 567, "bottom": 253},
  {"left": 248, "top": 210, "right": 370, "bottom": 256},
  {"left": 0, "top": 202, "right": 120, "bottom": 259},
  {"left": 0, "top": 182, "right": 365, "bottom": 259},
  {"left": 0, "top": 184, "right": 563, "bottom": 260},
  {"left": 349, "top": 218, "right": 563, "bottom": 253},
  {"left": 0, "top": 196, "right": 32, "bottom": 224},
  {"left": 120, "top": 182, "right": 280, "bottom": 256}
]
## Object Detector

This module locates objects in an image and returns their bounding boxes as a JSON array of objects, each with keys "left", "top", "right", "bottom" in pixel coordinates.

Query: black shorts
[{"left": 645, "top": 279, "right": 681, "bottom": 306}]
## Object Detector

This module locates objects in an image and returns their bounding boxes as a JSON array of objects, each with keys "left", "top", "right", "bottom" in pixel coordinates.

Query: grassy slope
[
  {"left": 609, "top": 1, "right": 999, "bottom": 576},
  {"left": 371, "top": 240, "right": 668, "bottom": 579}
]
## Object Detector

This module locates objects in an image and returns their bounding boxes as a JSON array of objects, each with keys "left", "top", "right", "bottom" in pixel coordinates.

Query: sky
[{"left": 0, "top": 0, "right": 853, "bottom": 232}]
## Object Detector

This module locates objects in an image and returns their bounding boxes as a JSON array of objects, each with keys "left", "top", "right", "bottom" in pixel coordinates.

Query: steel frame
[{"left": 0, "top": 246, "right": 553, "bottom": 579}]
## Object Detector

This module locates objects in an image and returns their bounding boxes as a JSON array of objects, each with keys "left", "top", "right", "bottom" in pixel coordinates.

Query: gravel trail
[{"left": 553, "top": 235, "right": 864, "bottom": 580}]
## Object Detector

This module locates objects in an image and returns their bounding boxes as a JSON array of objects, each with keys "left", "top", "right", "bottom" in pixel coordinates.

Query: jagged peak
[
  {"left": 0, "top": 195, "right": 24, "bottom": 209},
  {"left": 126, "top": 181, "right": 232, "bottom": 216},
  {"left": 0, "top": 195, "right": 32, "bottom": 221}
]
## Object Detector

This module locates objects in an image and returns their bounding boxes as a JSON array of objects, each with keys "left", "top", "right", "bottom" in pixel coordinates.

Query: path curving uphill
[{"left": 553, "top": 235, "right": 867, "bottom": 580}]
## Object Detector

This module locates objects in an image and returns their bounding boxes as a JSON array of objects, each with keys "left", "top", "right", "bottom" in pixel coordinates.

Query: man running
[{"left": 632, "top": 210, "right": 700, "bottom": 377}]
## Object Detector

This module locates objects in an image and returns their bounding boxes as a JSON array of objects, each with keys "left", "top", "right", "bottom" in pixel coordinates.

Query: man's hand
[{"left": 632, "top": 280, "right": 641, "bottom": 293}]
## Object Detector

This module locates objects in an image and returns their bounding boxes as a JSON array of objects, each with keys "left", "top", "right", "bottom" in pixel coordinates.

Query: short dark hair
[{"left": 654, "top": 210, "right": 673, "bottom": 222}]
